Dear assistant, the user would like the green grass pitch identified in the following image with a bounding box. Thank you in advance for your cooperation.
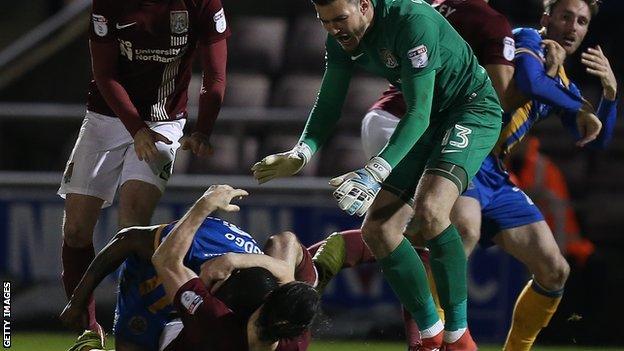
[7,332,624,351]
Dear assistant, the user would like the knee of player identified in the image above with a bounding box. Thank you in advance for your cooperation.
[536,255,570,289]
[454,219,479,244]
[62,222,94,247]
[360,221,379,245]
[413,198,447,229]
[361,220,395,244]
[266,231,304,265]
[554,257,571,284]
[266,231,300,250]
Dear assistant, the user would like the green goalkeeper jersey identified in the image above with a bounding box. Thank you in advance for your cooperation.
[299,0,496,167]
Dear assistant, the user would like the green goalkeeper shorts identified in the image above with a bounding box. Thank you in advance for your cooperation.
[382,88,502,204]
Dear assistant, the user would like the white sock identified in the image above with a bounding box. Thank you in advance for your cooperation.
[444,328,467,343]
[420,320,444,339]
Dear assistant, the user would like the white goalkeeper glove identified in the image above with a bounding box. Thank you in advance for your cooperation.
[252,142,313,184]
[329,157,392,217]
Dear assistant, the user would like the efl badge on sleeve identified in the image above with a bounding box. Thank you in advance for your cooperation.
[180,291,203,315]
[214,9,227,34]
[408,45,428,68]
[380,49,398,68]
[503,37,515,61]
[92,14,108,37]
[170,11,189,34]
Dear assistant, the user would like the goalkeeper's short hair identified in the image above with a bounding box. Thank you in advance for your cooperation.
[311,0,359,6]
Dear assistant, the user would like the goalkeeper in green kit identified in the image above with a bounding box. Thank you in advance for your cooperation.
[252,0,502,349]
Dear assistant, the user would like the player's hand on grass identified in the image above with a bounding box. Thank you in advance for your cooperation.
[181,132,213,158]
[199,253,237,293]
[575,110,602,147]
[582,45,617,100]
[59,301,89,331]
[134,127,172,163]
[251,143,312,184]
[329,157,391,217]
[542,39,566,78]
[201,184,248,212]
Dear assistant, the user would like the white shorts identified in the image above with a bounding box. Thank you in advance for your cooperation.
[58,110,185,207]
[158,319,183,351]
[361,109,400,159]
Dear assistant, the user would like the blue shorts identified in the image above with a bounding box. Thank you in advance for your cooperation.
[113,255,173,350]
[463,155,544,246]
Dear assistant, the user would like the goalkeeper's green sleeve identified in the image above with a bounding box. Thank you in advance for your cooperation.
[299,64,353,155]
[378,69,435,167]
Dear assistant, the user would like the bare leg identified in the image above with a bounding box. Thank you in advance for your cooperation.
[118,180,162,229]
[361,189,413,257]
[264,231,304,271]
[411,174,459,241]
[62,193,104,335]
[495,221,570,351]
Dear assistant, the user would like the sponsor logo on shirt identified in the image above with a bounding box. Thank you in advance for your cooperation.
[92,14,108,37]
[119,40,133,61]
[351,52,364,61]
[380,49,398,68]
[180,290,203,315]
[503,36,515,61]
[407,45,428,68]
[119,38,185,63]
[171,11,189,34]
[214,9,227,34]
[116,22,136,30]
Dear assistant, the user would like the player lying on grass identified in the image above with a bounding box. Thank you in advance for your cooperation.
[60,185,320,351]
